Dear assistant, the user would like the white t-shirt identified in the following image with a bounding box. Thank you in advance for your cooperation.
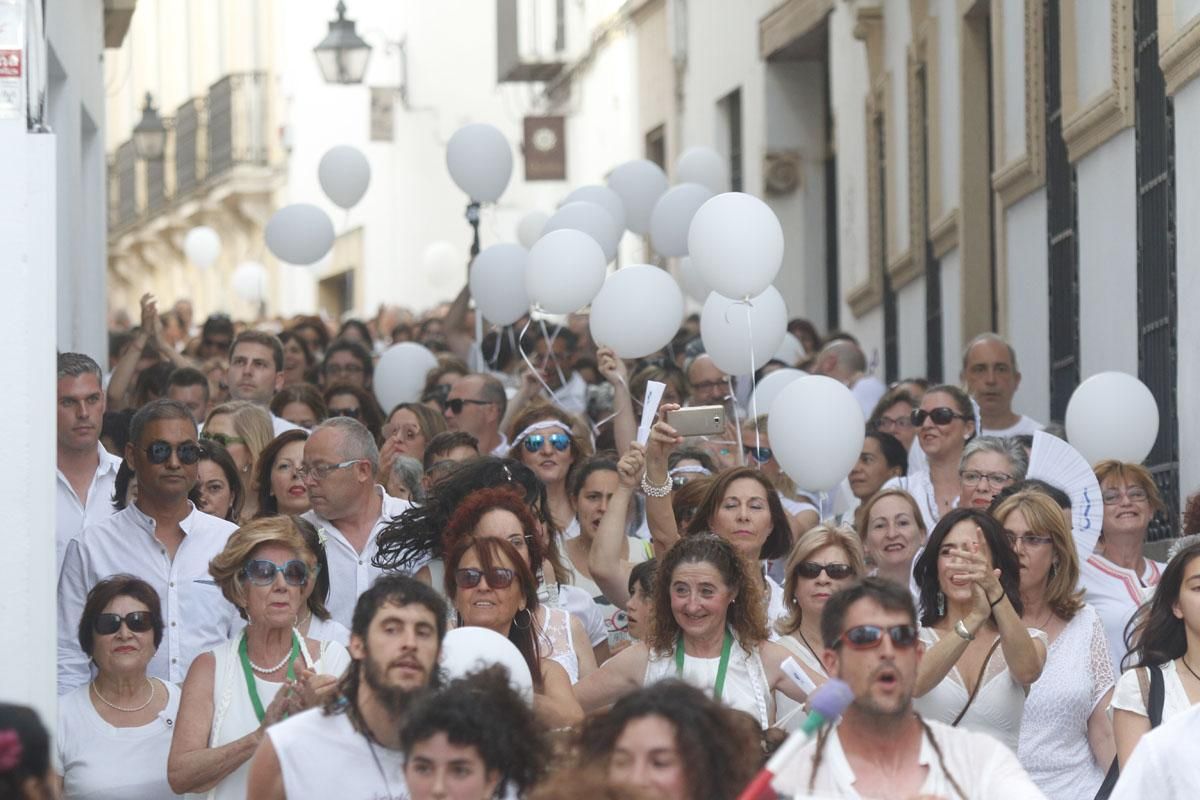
[1078,554,1163,674]
[1109,660,1194,723]
[56,680,182,800]
[55,443,123,576]
[981,415,1045,437]
[268,706,408,800]
[771,716,1047,799]
[1111,701,1200,799]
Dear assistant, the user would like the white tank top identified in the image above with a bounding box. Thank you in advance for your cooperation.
[268,706,408,800]
[538,606,579,683]
[642,634,773,729]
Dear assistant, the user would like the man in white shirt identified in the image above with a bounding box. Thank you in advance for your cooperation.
[771,578,1045,799]
[56,353,123,575]
[301,418,412,627]
[961,333,1044,437]
[1110,701,1200,799]
[814,339,886,419]
[226,330,301,436]
[444,373,509,456]
[58,399,239,693]
[246,575,448,799]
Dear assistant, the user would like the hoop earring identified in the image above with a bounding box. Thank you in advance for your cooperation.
[512,608,532,631]
[936,591,945,617]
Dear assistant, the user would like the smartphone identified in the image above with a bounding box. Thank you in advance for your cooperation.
[667,405,726,437]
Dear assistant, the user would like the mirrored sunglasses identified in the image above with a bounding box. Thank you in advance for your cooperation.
[522,433,571,453]
[743,445,773,463]
[145,441,201,465]
[242,559,312,587]
[837,624,919,650]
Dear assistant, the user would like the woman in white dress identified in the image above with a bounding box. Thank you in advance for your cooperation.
[57,576,180,799]
[1112,539,1200,766]
[574,534,808,728]
[996,490,1115,798]
[168,517,351,799]
[911,508,1047,752]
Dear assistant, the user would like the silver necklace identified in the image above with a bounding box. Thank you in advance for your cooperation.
[365,735,396,800]
[246,628,300,673]
[91,678,155,713]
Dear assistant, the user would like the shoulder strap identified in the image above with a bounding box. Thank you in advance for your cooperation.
[1147,663,1165,728]
[952,636,1002,727]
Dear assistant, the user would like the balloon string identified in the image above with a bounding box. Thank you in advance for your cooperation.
[517,313,567,412]
[731,375,745,466]
[538,318,569,390]
[744,298,762,460]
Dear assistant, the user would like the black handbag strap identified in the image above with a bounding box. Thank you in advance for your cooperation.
[1094,663,1166,800]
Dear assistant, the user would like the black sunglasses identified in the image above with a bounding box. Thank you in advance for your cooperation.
[329,408,361,419]
[522,433,570,453]
[242,559,312,587]
[836,624,919,650]
[910,407,969,427]
[145,441,201,465]
[795,561,855,580]
[445,398,493,415]
[454,567,516,590]
[94,611,156,636]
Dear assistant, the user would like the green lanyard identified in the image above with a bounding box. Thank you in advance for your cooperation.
[238,632,300,723]
[675,629,734,701]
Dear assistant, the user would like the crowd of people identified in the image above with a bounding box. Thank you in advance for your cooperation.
[8,290,1195,799]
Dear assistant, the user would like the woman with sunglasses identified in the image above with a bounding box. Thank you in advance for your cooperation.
[847,431,907,503]
[269,384,328,432]
[911,508,1046,752]
[204,401,273,520]
[508,403,592,536]
[322,384,385,444]
[884,384,977,532]
[958,436,1027,511]
[444,535,584,727]
[169,517,351,799]
[190,439,244,522]
[378,401,446,483]
[993,491,1115,799]
[56,576,179,798]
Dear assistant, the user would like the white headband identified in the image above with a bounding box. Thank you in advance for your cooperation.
[669,464,712,477]
[512,419,572,448]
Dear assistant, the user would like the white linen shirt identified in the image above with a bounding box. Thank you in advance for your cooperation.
[55,443,123,575]
[57,502,239,694]
[302,486,412,628]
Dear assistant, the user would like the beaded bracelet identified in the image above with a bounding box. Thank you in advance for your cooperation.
[640,473,673,498]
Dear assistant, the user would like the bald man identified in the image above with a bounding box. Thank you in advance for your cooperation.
[814,340,886,418]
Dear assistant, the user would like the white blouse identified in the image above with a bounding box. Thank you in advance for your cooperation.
[643,636,773,729]
[1110,659,1195,723]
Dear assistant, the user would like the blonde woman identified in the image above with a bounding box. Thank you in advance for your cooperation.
[203,402,273,519]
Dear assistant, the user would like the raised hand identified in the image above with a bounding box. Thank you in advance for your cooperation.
[617,444,646,489]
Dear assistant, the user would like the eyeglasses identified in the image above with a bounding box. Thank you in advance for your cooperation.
[690,379,728,394]
[1102,487,1149,505]
[383,424,422,442]
[454,567,516,590]
[296,459,364,481]
[445,398,492,415]
[242,559,313,586]
[329,407,362,419]
[959,470,1014,487]
[93,611,156,636]
[145,441,201,465]
[836,624,919,650]
[522,433,571,453]
[501,534,533,550]
[795,562,855,580]
[202,432,246,448]
[872,414,913,432]
[1004,532,1054,548]
[911,407,970,427]
[743,445,773,464]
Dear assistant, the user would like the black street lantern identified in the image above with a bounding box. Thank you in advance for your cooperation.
[313,1,372,85]
[132,92,167,160]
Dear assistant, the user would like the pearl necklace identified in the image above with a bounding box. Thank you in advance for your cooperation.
[92,678,156,713]
[246,627,303,674]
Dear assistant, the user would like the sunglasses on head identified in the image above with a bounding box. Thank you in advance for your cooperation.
[94,611,156,636]
[795,561,855,580]
[445,398,492,415]
[743,445,773,463]
[910,407,969,427]
[242,559,312,587]
[522,433,571,453]
[145,441,201,465]
[454,567,516,590]
[836,624,919,650]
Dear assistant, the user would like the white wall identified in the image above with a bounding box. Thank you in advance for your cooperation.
[934,0,961,216]
[1173,78,1200,505]
[1000,0,1026,163]
[830,1,870,307]
[897,276,926,379]
[1074,2,1113,105]
[883,0,912,256]
[939,250,963,382]
[1003,188,1051,421]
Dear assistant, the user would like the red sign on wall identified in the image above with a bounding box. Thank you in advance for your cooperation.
[0,50,21,79]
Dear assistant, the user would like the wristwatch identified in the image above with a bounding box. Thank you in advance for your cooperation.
[954,620,975,641]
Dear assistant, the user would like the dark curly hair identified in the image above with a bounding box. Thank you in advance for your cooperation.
[401,666,548,796]
[576,680,761,800]
[685,467,791,561]
[1123,540,1200,670]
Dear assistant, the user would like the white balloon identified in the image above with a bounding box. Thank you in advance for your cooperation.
[650,183,714,257]
[607,159,669,235]
[469,243,529,326]
[526,229,607,314]
[232,261,267,303]
[769,375,866,491]
[318,145,371,209]
[562,184,627,232]
[440,627,534,705]
[590,265,684,359]
[678,256,710,305]
[184,226,221,269]
[699,288,788,376]
[446,123,513,203]
[422,241,463,291]
[688,192,784,299]
[1065,372,1160,465]
[265,204,336,265]
[374,343,439,411]
[516,210,549,249]
[749,368,806,419]
[676,146,728,194]
[541,201,621,263]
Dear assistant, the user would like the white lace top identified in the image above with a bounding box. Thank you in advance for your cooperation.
[1016,606,1115,799]
[1110,659,1195,722]
[537,606,580,683]
[913,627,1048,752]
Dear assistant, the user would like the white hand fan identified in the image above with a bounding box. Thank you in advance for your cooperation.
[1027,431,1104,556]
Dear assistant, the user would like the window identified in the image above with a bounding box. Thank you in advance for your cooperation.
[719,89,744,192]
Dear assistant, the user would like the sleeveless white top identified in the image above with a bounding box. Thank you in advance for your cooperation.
[207,633,351,800]
[268,706,407,800]
[774,633,828,732]
[537,606,580,683]
[642,634,773,729]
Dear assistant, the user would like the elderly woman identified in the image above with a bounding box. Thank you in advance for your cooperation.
[508,403,592,535]
[204,401,273,519]
[994,491,1114,799]
[191,439,244,522]
[56,576,179,798]
[385,455,426,504]
[868,387,919,452]
[853,488,927,592]
[444,535,583,727]
[911,508,1046,752]
[269,384,327,432]
[575,534,809,728]
[848,431,908,503]
[958,436,1027,510]
[168,517,351,799]
[253,430,310,518]
[379,402,447,481]
[1080,460,1168,672]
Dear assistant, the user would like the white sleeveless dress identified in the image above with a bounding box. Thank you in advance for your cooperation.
[642,634,773,729]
